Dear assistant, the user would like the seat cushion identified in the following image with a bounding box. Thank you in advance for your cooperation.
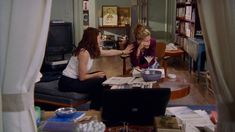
[35,80,88,101]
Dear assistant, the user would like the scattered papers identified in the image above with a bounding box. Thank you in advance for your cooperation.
[103,77,155,89]
[102,77,135,85]
[166,106,215,132]
[166,43,178,51]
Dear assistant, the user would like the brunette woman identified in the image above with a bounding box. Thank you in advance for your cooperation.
[59,27,133,110]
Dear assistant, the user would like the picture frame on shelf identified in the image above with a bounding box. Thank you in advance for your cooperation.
[83,11,89,26]
[102,5,118,26]
[118,7,131,26]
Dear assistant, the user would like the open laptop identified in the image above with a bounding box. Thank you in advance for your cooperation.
[101,88,171,126]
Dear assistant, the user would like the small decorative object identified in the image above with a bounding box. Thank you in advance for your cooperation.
[141,69,162,82]
[83,0,89,11]
[155,116,181,132]
[83,10,89,26]
[76,120,106,132]
[102,5,118,26]
[55,107,77,118]
[118,7,131,26]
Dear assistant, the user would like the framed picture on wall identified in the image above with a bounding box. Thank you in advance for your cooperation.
[102,5,118,26]
[118,7,131,26]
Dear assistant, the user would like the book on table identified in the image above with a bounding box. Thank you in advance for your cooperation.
[40,111,85,132]
[47,111,85,122]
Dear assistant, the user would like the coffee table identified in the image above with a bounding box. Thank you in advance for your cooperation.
[155,77,190,100]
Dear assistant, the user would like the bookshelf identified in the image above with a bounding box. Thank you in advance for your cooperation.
[175,0,201,47]
[175,0,206,82]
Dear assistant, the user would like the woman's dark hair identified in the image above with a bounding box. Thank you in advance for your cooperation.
[73,27,101,58]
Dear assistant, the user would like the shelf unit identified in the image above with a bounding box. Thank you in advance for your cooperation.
[98,24,131,39]
[175,0,201,47]
[98,25,131,50]
[175,0,206,82]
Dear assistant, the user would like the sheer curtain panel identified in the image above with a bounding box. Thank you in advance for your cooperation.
[197,0,235,131]
[0,0,52,132]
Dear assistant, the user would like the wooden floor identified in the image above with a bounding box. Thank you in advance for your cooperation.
[92,56,216,105]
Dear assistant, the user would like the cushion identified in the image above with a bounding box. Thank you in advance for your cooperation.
[35,80,88,101]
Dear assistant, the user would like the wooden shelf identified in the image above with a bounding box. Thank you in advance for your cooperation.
[176,1,195,6]
[176,17,195,23]
[98,25,130,29]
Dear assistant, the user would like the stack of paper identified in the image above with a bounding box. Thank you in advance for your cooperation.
[166,106,215,132]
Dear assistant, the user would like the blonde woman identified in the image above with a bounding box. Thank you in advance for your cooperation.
[130,23,157,69]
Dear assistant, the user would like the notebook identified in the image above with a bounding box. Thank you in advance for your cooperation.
[101,88,171,126]
[41,112,85,132]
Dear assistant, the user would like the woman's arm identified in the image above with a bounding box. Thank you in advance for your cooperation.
[78,50,105,81]
[100,44,133,56]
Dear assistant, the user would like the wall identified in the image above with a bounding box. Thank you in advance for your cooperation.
[50,0,84,45]
[50,0,175,43]
[148,0,175,42]
[50,0,73,22]
[95,0,132,26]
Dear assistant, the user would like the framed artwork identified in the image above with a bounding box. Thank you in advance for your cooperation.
[102,6,118,26]
[118,7,131,26]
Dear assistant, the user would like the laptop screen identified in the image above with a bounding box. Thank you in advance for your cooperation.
[101,88,171,126]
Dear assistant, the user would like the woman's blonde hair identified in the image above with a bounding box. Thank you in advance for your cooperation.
[133,23,151,41]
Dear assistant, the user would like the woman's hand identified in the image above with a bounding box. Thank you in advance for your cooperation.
[138,41,145,51]
[94,71,106,78]
[123,44,134,54]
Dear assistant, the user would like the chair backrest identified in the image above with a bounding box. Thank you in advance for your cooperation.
[155,42,168,75]
[156,42,166,61]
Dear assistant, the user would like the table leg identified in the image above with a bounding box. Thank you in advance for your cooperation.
[122,57,126,75]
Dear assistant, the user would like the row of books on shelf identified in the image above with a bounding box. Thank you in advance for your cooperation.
[176,0,192,3]
[176,35,204,61]
[175,35,193,52]
[176,6,195,21]
[176,21,195,38]
[175,34,187,47]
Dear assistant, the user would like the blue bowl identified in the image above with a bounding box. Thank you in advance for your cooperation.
[141,69,162,82]
[55,107,77,118]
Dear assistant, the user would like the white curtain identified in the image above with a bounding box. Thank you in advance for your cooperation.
[197,0,235,131]
[0,0,52,131]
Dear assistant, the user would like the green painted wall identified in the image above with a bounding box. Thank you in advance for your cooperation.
[50,0,175,43]
[50,0,73,22]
